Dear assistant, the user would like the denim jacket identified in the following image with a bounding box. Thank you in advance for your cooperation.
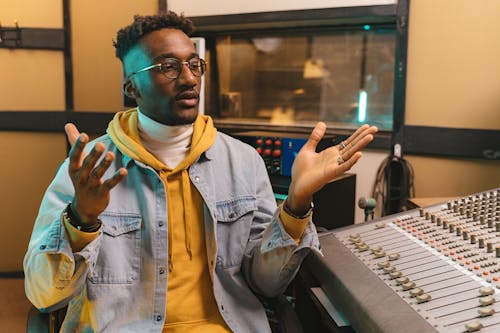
[24,131,320,332]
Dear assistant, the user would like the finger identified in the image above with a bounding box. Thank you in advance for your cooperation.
[341,134,374,161]
[342,125,377,152]
[91,151,115,180]
[65,123,81,147]
[342,124,370,147]
[100,168,128,192]
[337,152,362,173]
[68,133,89,175]
[303,122,326,151]
[78,142,106,184]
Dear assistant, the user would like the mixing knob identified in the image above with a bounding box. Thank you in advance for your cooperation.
[388,254,400,261]
[416,293,432,304]
[479,286,495,296]
[402,281,416,291]
[478,307,495,317]
[479,238,485,248]
[487,242,494,253]
[396,276,409,285]
[465,320,483,332]
[479,296,495,306]
[409,288,424,297]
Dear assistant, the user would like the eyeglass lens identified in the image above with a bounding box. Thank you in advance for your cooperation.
[160,58,205,79]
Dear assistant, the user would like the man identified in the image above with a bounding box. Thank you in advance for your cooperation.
[24,12,377,332]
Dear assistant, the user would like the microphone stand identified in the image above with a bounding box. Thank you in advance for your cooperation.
[364,207,375,222]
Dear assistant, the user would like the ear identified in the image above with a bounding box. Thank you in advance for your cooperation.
[122,79,140,99]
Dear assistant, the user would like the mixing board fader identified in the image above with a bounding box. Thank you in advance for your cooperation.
[333,188,500,333]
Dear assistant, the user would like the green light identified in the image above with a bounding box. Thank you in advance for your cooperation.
[274,193,288,201]
[363,25,371,31]
[358,90,367,122]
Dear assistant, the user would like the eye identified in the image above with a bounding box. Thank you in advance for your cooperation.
[160,61,178,72]
[188,59,201,69]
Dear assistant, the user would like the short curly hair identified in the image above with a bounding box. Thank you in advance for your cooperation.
[114,12,194,61]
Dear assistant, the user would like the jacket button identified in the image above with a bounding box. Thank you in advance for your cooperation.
[156,315,162,321]
[39,245,46,250]
[159,268,165,274]
[158,221,164,227]
[194,176,200,182]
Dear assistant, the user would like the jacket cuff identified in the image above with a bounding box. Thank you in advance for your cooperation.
[63,216,102,252]
[279,201,311,243]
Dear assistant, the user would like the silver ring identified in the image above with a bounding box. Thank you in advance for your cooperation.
[339,141,346,149]
[337,155,345,164]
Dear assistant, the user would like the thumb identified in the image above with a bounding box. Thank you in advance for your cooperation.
[303,122,326,151]
[64,123,81,146]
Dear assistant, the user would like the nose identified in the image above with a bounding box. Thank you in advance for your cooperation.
[177,62,198,86]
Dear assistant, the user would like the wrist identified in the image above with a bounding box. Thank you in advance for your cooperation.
[285,190,312,217]
[283,198,313,219]
[64,203,102,232]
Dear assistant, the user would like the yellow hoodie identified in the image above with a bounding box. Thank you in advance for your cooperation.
[108,109,230,332]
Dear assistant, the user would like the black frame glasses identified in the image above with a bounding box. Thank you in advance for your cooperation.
[128,57,206,79]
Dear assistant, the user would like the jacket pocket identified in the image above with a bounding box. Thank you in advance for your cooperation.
[216,196,256,268]
[89,213,142,284]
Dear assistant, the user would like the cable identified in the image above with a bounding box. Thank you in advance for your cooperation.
[372,155,415,216]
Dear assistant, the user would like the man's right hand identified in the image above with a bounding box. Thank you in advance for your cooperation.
[65,123,128,225]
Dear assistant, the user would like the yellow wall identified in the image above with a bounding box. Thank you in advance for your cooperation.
[406,0,500,130]
[71,0,157,112]
[0,132,67,271]
[0,0,67,272]
[0,0,62,28]
[405,0,500,197]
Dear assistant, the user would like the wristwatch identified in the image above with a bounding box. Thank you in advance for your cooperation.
[62,203,102,232]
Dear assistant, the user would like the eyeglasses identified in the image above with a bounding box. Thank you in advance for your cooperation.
[128,57,206,79]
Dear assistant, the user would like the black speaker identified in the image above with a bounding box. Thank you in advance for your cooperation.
[312,173,356,230]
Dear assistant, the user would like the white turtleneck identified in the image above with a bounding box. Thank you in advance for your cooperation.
[137,108,193,169]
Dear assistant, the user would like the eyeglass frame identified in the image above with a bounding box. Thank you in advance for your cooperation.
[126,57,207,80]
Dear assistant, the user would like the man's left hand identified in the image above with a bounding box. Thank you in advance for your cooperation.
[286,123,378,216]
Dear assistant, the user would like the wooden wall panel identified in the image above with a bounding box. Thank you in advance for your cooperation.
[0,132,67,271]
[71,0,157,112]
[0,50,65,111]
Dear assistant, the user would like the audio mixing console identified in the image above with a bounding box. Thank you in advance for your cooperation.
[300,188,500,333]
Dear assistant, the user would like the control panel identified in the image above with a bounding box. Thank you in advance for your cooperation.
[236,135,306,176]
[333,188,500,333]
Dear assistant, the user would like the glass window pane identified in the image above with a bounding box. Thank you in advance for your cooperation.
[211,27,395,131]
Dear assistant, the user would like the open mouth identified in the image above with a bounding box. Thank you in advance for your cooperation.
[175,91,199,107]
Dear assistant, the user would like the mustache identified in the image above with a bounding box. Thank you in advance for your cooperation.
[175,89,199,101]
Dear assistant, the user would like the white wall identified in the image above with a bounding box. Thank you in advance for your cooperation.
[168,0,396,16]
